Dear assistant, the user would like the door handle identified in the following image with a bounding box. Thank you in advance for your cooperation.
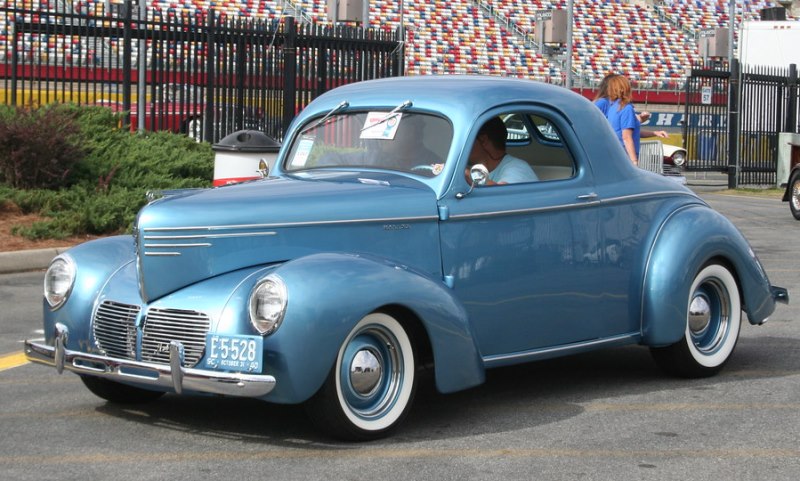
[577,192,598,201]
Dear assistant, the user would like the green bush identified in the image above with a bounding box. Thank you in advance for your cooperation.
[1,103,214,240]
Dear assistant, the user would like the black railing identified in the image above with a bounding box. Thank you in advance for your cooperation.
[0,2,402,143]
[685,59,800,186]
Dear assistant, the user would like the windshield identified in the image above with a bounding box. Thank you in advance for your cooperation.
[284,111,453,177]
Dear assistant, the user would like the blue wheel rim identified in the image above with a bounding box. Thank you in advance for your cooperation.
[339,325,403,420]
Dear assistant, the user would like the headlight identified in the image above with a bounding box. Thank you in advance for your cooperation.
[248,275,287,336]
[671,151,686,166]
[44,255,76,309]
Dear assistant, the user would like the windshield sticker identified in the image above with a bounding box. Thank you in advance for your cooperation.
[290,136,315,168]
[361,112,402,140]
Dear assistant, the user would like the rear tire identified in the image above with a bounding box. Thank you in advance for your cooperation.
[80,376,165,404]
[651,263,741,378]
[789,171,800,220]
[305,312,417,441]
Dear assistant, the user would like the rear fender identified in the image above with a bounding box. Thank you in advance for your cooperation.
[642,205,777,346]
[261,252,485,403]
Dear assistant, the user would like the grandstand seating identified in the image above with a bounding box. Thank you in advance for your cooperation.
[0,0,794,88]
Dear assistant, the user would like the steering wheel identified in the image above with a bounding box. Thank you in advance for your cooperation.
[410,164,435,173]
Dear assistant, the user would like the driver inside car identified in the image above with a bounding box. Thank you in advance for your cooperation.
[467,116,539,185]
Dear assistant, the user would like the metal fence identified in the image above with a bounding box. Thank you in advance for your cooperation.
[684,59,800,187]
[0,1,403,143]
[739,64,799,185]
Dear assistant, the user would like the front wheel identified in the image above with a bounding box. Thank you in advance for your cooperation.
[305,312,417,441]
[650,263,742,378]
[80,375,165,404]
[789,171,800,220]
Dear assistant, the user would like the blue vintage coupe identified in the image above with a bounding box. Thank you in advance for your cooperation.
[26,76,788,440]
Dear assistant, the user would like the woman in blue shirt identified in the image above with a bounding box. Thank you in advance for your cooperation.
[599,75,668,165]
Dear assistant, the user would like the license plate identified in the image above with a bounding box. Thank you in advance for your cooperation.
[204,334,263,373]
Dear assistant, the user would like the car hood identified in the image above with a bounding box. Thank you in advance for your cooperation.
[135,171,441,302]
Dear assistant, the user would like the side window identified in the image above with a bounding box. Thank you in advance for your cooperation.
[502,112,576,181]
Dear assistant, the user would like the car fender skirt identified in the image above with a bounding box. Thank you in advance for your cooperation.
[642,206,781,345]
[265,252,485,402]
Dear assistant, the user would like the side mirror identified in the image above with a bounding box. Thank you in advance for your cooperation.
[456,164,489,199]
[470,164,489,186]
[257,158,270,179]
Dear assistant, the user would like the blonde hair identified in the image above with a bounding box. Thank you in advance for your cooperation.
[605,75,632,109]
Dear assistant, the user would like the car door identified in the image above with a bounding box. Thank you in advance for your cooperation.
[438,109,635,363]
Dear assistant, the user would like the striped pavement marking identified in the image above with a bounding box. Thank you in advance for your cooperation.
[0,352,28,371]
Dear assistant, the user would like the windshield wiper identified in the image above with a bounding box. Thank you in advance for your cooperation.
[360,100,413,132]
[300,100,349,135]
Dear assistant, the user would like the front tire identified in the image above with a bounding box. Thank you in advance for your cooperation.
[651,263,741,378]
[789,171,800,220]
[80,375,165,404]
[305,312,417,441]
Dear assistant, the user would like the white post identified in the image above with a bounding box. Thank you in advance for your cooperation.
[565,0,573,89]
[137,0,146,132]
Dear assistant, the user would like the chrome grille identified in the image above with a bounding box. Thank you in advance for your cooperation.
[141,308,210,367]
[93,301,140,360]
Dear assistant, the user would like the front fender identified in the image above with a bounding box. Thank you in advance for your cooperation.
[43,236,136,348]
[261,252,485,403]
[642,205,778,346]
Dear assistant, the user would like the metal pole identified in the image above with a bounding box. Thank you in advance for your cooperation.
[727,0,735,63]
[137,0,146,132]
[565,0,573,89]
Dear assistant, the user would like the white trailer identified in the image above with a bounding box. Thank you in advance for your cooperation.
[737,20,800,68]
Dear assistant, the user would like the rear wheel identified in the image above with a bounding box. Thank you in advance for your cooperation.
[80,376,165,404]
[651,263,741,378]
[789,171,800,220]
[305,312,417,441]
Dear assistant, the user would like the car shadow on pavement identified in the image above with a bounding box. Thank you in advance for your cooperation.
[91,336,799,447]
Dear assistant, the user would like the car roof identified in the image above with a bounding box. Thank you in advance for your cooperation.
[286,75,662,189]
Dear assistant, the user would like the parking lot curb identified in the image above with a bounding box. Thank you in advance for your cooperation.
[0,247,71,274]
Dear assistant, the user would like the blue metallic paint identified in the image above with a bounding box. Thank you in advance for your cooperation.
[43,236,136,349]
[642,204,777,346]
[259,252,484,402]
[32,76,785,415]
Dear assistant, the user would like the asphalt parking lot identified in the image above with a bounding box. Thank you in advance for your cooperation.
[0,191,797,481]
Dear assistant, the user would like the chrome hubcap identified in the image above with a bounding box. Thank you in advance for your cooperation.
[792,180,800,211]
[350,348,383,396]
[689,278,731,354]
[688,295,711,335]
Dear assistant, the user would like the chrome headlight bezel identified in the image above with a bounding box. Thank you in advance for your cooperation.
[671,150,687,167]
[44,255,76,310]
[248,275,288,336]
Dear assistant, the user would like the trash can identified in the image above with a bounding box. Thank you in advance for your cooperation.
[212,130,281,187]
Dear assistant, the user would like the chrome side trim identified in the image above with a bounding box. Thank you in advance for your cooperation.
[24,327,276,398]
[144,232,277,240]
[143,243,213,248]
[449,190,696,221]
[482,333,639,368]
[141,215,439,233]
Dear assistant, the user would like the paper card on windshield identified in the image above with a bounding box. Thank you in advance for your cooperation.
[361,112,403,140]
[290,136,315,168]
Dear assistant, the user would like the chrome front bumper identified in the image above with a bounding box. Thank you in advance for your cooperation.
[24,323,276,398]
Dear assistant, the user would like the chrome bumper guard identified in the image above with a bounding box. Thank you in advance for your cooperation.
[772,285,789,305]
[24,323,276,398]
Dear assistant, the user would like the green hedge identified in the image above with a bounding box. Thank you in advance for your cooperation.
[0,103,214,240]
